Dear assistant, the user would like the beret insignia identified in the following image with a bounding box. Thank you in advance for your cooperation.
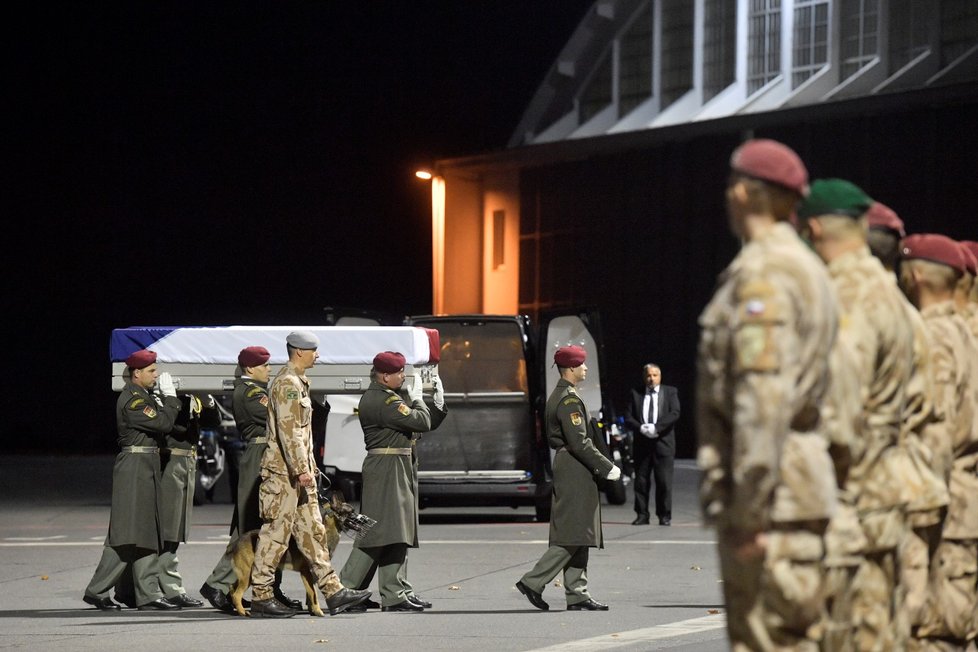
[397,403,411,416]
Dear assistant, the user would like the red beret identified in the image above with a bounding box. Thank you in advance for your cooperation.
[730,139,809,196]
[238,346,270,368]
[373,351,406,373]
[554,345,587,368]
[865,201,906,238]
[960,242,978,276]
[900,234,968,274]
[125,349,157,369]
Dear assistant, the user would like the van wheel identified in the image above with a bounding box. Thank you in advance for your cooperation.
[605,478,627,505]
[534,501,551,523]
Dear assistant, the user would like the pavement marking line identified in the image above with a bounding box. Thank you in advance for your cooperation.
[522,613,727,651]
[3,536,66,541]
[0,539,717,547]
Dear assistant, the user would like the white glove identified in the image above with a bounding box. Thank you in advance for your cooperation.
[407,373,423,404]
[606,465,622,481]
[157,372,176,398]
[432,375,445,410]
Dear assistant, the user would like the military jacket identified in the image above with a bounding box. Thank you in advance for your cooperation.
[546,377,612,547]
[262,361,317,480]
[355,381,446,549]
[827,247,913,512]
[696,221,839,533]
[921,301,978,539]
[232,376,269,534]
[108,381,181,549]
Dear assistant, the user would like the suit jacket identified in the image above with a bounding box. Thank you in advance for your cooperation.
[624,384,680,455]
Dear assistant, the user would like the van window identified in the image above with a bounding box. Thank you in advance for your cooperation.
[427,321,528,394]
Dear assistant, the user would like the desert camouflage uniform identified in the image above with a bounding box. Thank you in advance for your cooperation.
[821,247,915,651]
[697,222,839,652]
[915,302,978,649]
[896,292,952,651]
[250,361,342,601]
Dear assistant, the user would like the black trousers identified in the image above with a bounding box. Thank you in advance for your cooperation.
[632,437,673,520]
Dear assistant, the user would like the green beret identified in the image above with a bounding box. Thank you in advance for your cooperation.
[797,178,873,219]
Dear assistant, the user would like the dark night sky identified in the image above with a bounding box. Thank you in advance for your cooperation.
[7,1,595,452]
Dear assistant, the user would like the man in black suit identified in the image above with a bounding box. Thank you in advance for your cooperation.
[624,364,680,525]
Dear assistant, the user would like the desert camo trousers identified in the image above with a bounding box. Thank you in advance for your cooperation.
[250,472,342,601]
[719,523,827,652]
[914,538,978,650]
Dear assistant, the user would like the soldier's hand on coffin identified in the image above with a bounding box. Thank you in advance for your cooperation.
[407,372,424,404]
[606,465,622,481]
[432,374,445,410]
[157,372,177,398]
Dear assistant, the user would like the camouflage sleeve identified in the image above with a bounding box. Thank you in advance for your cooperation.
[557,396,613,476]
[379,393,432,434]
[726,275,794,533]
[124,393,182,435]
[271,376,313,478]
[242,385,269,438]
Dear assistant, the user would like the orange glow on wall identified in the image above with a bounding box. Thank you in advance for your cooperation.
[431,175,446,314]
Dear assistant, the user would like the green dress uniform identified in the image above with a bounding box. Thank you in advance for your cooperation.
[519,377,614,606]
[203,377,270,595]
[157,398,197,599]
[84,381,182,606]
[339,381,447,607]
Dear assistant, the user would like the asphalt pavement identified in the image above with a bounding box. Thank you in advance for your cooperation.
[0,455,729,651]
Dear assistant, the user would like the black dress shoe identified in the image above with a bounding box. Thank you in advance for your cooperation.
[168,593,204,608]
[199,583,233,613]
[515,580,549,611]
[250,597,296,618]
[659,518,671,526]
[631,516,650,525]
[381,600,424,612]
[325,588,371,616]
[83,594,122,611]
[406,594,432,609]
[274,589,303,610]
[567,598,609,611]
[345,598,381,613]
[138,598,182,611]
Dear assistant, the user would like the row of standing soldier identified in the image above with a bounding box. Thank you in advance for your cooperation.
[696,138,978,651]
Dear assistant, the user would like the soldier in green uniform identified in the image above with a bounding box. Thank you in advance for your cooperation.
[82,349,182,611]
[249,331,370,617]
[516,345,619,612]
[339,351,448,612]
[200,346,301,612]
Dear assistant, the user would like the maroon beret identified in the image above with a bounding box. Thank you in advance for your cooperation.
[900,234,967,274]
[238,346,270,368]
[730,139,809,196]
[865,201,906,238]
[554,345,587,368]
[960,242,978,276]
[961,241,978,273]
[125,349,157,370]
[373,351,406,373]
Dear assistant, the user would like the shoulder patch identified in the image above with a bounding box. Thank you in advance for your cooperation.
[385,395,400,405]
[562,397,581,406]
[735,323,779,372]
[246,386,264,398]
[128,397,145,410]
[285,389,299,401]
[569,412,583,426]
[142,405,157,419]
[259,395,269,408]
[397,403,411,416]
[737,279,780,322]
